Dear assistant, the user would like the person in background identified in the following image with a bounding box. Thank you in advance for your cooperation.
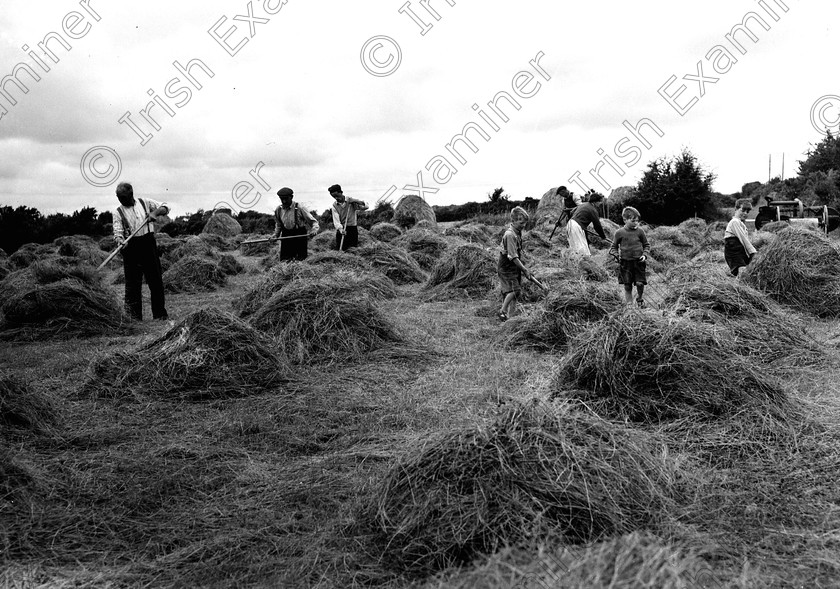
[112,182,169,321]
[273,187,320,261]
[329,184,368,251]
[567,191,606,256]
[724,198,757,276]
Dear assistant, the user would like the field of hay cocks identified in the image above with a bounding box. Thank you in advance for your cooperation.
[3,219,840,588]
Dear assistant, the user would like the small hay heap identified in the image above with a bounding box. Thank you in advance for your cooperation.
[369,222,403,242]
[202,210,242,238]
[234,263,396,318]
[555,310,790,422]
[395,228,449,270]
[354,243,426,284]
[742,225,840,317]
[163,255,227,293]
[86,308,288,400]
[0,260,131,340]
[248,276,404,363]
[163,235,219,266]
[425,244,495,297]
[502,280,624,352]
[1,372,57,440]
[362,400,677,575]
[394,195,437,229]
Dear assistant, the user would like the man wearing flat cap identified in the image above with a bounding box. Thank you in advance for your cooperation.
[329,184,368,251]
[273,187,320,261]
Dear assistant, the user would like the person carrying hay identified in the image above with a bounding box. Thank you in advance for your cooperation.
[273,187,320,261]
[329,184,368,250]
[112,182,170,321]
[609,206,650,307]
[497,206,533,321]
[551,186,580,229]
[567,191,606,256]
[724,198,757,276]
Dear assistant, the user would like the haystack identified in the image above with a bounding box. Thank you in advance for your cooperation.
[234,263,397,318]
[424,244,496,298]
[86,308,288,401]
[535,187,566,224]
[248,279,403,363]
[369,222,403,242]
[394,228,449,270]
[163,255,227,293]
[1,372,57,440]
[394,195,437,229]
[164,235,219,265]
[663,277,822,366]
[9,244,41,269]
[202,210,242,238]
[0,260,132,340]
[360,400,678,575]
[354,243,426,284]
[555,309,790,423]
[54,235,109,266]
[501,281,624,351]
[742,226,840,317]
[198,232,237,251]
[218,253,245,276]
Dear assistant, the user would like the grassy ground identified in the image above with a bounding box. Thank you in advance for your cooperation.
[3,238,840,588]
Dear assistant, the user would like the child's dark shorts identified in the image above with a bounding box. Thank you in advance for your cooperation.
[618,258,647,285]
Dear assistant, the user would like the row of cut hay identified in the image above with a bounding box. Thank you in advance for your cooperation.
[742,225,840,317]
[163,235,219,266]
[239,234,274,256]
[500,280,624,351]
[248,278,404,364]
[234,263,397,318]
[0,259,132,340]
[85,308,289,401]
[8,243,53,269]
[369,222,403,242]
[357,400,680,576]
[54,235,110,267]
[418,532,718,589]
[554,309,791,424]
[197,232,238,252]
[354,243,427,284]
[163,255,228,293]
[1,373,57,441]
[424,244,496,298]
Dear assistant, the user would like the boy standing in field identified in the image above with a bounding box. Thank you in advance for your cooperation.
[724,198,757,276]
[609,206,650,307]
[497,206,533,321]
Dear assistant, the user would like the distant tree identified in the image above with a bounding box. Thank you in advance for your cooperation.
[741,181,762,205]
[359,202,395,230]
[630,149,716,225]
[798,131,840,179]
[0,205,44,253]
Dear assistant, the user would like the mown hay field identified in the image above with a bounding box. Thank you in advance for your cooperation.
[3,220,840,588]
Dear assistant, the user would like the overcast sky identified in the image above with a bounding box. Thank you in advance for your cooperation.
[0,0,838,217]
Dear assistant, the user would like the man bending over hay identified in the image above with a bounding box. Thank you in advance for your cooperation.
[567,191,606,256]
[497,206,533,321]
[329,184,368,251]
[113,182,169,321]
[273,187,320,261]
[724,198,757,277]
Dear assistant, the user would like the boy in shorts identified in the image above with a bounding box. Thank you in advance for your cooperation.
[497,206,533,320]
[609,206,650,307]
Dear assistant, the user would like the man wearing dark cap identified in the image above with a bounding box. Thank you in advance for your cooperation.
[273,187,320,261]
[112,182,169,321]
[329,184,368,251]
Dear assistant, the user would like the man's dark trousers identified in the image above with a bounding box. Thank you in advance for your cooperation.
[121,232,167,320]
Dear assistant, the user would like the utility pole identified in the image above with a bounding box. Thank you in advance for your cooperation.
[768,154,771,182]
[781,153,785,181]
